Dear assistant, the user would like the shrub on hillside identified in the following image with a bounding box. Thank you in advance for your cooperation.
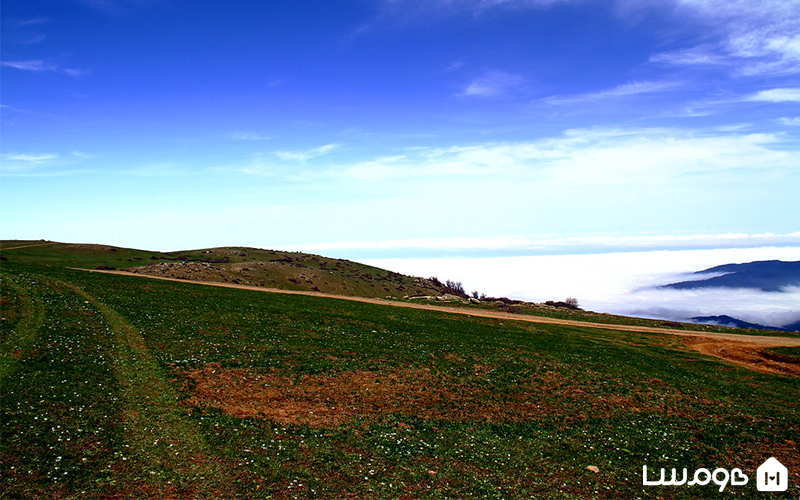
[545,298,581,310]
[444,279,468,298]
[484,296,521,305]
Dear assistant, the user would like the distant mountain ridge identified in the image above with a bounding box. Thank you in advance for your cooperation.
[662,260,800,292]
[690,315,784,331]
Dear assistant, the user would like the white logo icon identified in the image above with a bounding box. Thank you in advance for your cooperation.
[757,457,788,492]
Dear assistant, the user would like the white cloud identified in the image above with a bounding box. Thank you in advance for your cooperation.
[0,59,83,77]
[540,129,794,186]
[76,0,156,15]
[1,60,58,72]
[237,127,800,186]
[748,88,800,103]
[3,153,59,162]
[362,246,800,326]
[121,163,187,176]
[652,0,800,75]
[460,70,526,97]
[229,132,272,141]
[274,143,339,161]
[778,117,800,126]
[17,17,49,26]
[362,0,577,28]
[0,152,97,177]
[62,68,85,78]
[543,80,681,105]
[294,232,800,255]
[649,45,729,66]
[70,151,96,160]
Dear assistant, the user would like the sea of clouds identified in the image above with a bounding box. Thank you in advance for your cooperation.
[365,246,800,329]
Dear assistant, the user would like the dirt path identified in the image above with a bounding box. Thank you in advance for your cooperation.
[77,268,800,374]
[0,274,46,383]
[0,242,53,251]
[62,280,234,496]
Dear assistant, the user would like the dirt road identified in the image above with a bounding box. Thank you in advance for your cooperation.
[0,242,53,251]
[77,268,800,375]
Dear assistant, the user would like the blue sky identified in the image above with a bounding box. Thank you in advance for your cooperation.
[2,0,799,258]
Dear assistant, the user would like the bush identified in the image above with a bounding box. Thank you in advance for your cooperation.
[545,298,580,310]
[444,279,467,298]
[485,296,520,305]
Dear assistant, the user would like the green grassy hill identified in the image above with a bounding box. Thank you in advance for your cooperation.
[0,240,450,299]
[1,242,799,498]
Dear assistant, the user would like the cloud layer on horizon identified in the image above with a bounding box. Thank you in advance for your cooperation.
[364,246,800,328]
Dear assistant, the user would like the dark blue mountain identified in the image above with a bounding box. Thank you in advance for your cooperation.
[783,319,800,332]
[690,315,782,331]
[662,260,800,292]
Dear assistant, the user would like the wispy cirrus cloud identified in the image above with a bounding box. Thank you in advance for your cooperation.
[370,0,579,18]
[121,163,187,176]
[4,17,49,45]
[542,80,681,105]
[355,0,577,34]
[1,59,84,77]
[649,45,730,67]
[459,70,526,97]
[274,143,339,162]
[70,151,96,160]
[650,0,800,76]
[0,151,100,177]
[229,132,272,141]
[16,17,49,26]
[74,0,157,15]
[748,88,800,103]
[2,153,59,163]
[234,144,341,177]
[1,152,60,176]
[237,127,799,184]
[293,231,800,255]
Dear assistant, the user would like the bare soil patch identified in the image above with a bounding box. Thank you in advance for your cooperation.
[179,363,708,426]
[180,364,500,426]
[681,337,800,376]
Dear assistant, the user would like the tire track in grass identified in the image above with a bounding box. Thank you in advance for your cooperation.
[62,282,234,498]
[0,273,46,383]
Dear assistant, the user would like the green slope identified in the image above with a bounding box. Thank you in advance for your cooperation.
[0,240,448,299]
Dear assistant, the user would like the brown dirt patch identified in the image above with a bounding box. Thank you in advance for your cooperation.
[179,363,709,426]
[180,364,501,426]
[682,337,800,376]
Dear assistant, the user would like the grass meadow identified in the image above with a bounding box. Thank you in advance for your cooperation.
[1,255,798,499]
